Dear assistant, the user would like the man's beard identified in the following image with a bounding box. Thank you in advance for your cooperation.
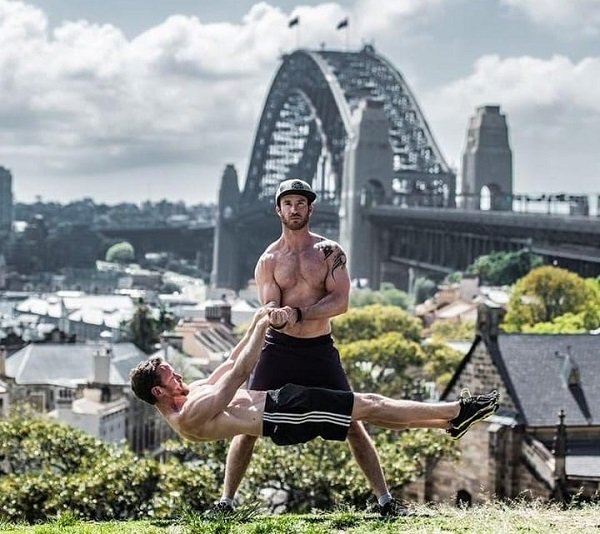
[281,213,309,230]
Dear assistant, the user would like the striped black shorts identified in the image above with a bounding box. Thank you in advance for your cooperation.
[262,383,354,446]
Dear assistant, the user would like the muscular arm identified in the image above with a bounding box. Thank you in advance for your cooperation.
[300,241,350,321]
[179,311,270,426]
[255,252,281,308]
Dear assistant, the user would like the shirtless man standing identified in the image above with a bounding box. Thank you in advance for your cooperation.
[129,307,498,464]
[217,179,405,516]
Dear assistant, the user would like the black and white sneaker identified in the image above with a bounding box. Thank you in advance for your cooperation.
[447,389,499,440]
[205,501,235,518]
[378,497,412,518]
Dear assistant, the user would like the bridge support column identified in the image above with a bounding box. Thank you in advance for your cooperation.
[340,100,394,287]
[211,165,241,290]
[461,105,513,211]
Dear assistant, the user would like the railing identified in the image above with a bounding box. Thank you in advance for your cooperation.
[381,192,600,217]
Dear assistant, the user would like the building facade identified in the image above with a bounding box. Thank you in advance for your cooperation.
[410,306,600,505]
[0,166,13,238]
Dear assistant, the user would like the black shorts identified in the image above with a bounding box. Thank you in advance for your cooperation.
[247,329,351,391]
[262,383,354,445]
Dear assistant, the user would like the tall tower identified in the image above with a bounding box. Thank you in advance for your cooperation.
[461,105,512,211]
[211,165,241,290]
[0,166,13,234]
[340,99,394,285]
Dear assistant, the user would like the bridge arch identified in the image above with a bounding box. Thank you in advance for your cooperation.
[215,46,456,290]
[241,45,454,209]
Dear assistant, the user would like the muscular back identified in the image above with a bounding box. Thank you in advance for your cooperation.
[256,232,350,338]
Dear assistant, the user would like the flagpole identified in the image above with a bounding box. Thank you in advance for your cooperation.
[288,16,300,50]
[345,22,349,51]
[336,17,349,51]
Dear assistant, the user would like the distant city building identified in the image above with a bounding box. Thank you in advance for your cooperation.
[0,166,13,235]
[160,300,240,372]
[0,254,6,289]
[15,291,136,341]
[1,341,173,453]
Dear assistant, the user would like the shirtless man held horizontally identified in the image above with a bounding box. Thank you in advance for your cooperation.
[222,179,408,515]
[129,307,498,463]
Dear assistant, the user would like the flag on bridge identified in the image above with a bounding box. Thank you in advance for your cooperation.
[288,16,300,28]
[336,17,349,30]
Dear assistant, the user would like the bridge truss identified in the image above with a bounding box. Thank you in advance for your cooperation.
[241,45,454,210]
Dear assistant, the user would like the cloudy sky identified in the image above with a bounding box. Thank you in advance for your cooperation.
[1,0,598,204]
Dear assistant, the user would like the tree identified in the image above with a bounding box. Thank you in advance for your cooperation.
[503,266,595,332]
[127,299,159,354]
[350,282,411,309]
[105,241,135,263]
[522,278,600,334]
[414,277,437,305]
[339,332,425,396]
[428,319,476,342]
[421,340,464,391]
[332,304,422,344]
[468,249,542,286]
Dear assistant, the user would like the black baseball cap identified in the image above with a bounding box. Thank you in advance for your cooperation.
[275,179,317,206]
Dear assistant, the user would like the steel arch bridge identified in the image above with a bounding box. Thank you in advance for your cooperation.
[214,45,456,290]
[242,44,454,210]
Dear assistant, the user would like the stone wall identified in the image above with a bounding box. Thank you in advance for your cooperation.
[426,424,495,504]
[518,460,552,499]
[446,338,517,415]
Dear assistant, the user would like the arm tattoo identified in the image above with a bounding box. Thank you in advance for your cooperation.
[320,243,335,260]
[331,251,347,280]
[317,241,346,280]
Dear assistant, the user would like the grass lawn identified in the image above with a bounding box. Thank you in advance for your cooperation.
[1,502,599,533]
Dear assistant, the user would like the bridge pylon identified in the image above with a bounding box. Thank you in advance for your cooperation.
[211,164,241,290]
[461,105,513,211]
[340,99,394,286]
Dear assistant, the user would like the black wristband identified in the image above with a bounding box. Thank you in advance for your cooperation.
[293,307,303,323]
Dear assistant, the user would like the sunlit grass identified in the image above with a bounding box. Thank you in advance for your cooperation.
[1,501,599,533]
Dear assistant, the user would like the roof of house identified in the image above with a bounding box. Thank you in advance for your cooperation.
[445,334,600,427]
[5,342,146,388]
[566,442,600,478]
[15,294,135,329]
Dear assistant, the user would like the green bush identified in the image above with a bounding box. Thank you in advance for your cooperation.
[105,241,135,263]
[332,305,422,344]
[0,415,216,523]
[238,430,456,512]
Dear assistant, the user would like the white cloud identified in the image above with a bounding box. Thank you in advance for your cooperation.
[434,54,600,115]
[424,53,600,193]
[0,1,361,201]
[502,0,600,34]
[353,0,446,34]
[0,0,598,202]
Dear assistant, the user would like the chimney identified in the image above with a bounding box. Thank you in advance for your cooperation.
[56,388,74,414]
[93,346,111,384]
[0,345,6,377]
[476,303,506,338]
[560,348,580,387]
[219,304,232,326]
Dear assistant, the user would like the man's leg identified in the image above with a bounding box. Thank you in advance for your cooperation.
[352,391,498,430]
[219,434,258,506]
[346,421,410,516]
[346,421,388,497]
